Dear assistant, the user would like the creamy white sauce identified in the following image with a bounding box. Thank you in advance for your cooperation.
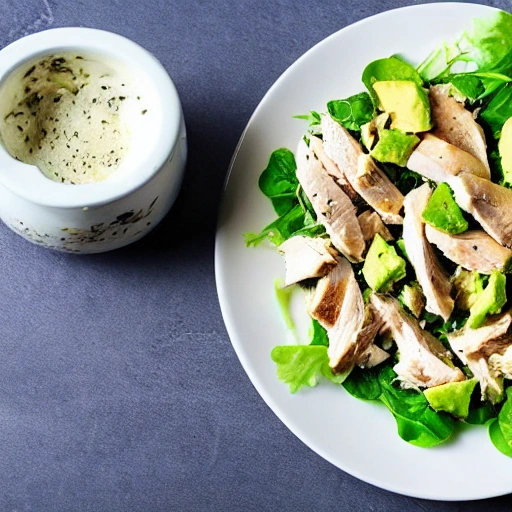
[0,53,146,184]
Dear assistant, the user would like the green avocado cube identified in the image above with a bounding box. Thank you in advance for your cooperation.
[422,183,468,235]
[452,269,485,311]
[362,234,407,292]
[372,80,432,133]
[499,117,512,185]
[468,270,507,329]
[424,378,478,419]
[370,129,420,167]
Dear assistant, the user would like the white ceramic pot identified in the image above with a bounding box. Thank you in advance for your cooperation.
[0,28,186,253]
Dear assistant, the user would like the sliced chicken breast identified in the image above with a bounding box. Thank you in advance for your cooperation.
[403,184,454,321]
[296,140,365,262]
[278,235,338,286]
[321,114,404,224]
[450,173,512,248]
[425,225,512,274]
[407,133,490,182]
[371,294,465,388]
[447,311,512,402]
[309,135,359,203]
[358,210,394,243]
[306,257,384,374]
[429,84,490,172]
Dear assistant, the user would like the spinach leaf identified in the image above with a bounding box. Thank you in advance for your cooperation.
[497,387,512,446]
[258,148,299,216]
[271,345,346,394]
[490,419,512,457]
[343,366,382,401]
[309,319,329,347]
[244,204,306,247]
[466,402,497,425]
[378,367,455,447]
[327,92,374,131]
[362,56,423,104]
[450,74,485,100]
[479,83,512,138]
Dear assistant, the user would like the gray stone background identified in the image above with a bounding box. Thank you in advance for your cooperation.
[0,0,510,510]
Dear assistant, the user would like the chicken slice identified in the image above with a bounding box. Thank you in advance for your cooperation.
[296,140,365,262]
[278,235,337,286]
[306,257,385,374]
[403,184,454,321]
[429,84,490,172]
[425,225,512,274]
[309,135,359,203]
[447,311,512,402]
[321,114,404,224]
[407,133,490,183]
[450,173,512,248]
[358,210,394,243]
[370,294,465,388]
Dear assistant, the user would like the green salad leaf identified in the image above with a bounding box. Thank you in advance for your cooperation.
[271,345,346,393]
[489,387,512,457]
[466,402,497,425]
[309,319,329,347]
[327,92,374,131]
[418,11,512,80]
[362,56,424,105]
[244,204,308,247]
[378,367,455,447]
[258,148,299,216]
[480,84,512,138]
[343,366,382,401]
[274,279,296,333]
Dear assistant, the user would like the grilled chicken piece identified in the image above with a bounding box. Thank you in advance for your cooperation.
[425,225,512,274]
[407,133,490,183]
[371,294,465,388]
[403,184,454,321]
[306,257,385,374]
[358,210,394,243]
[296,140,365,262]
[450,173,512,248]
[309,135,359,203]
[278,235,337,286]
[321,115,404,224]
[356,344,390,369]
[429,85,490,172]
[447,311,512,402]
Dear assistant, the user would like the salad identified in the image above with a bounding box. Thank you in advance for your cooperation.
[245,10,512,454]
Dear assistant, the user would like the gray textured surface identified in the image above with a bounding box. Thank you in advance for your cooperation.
[0,0,510,510]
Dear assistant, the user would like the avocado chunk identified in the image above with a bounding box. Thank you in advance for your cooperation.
[452,268,485,311]
[362,234,406,292]
[361,112,389,151]
[370,129,420,167]
[373,80,432,133]
[422,182,468,234]
[499,117,512,184]
[424,378,478,418]
[468,270,507,329]
[399,282,425,318]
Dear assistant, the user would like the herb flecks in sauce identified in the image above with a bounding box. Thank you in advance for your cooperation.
[0,54,143,184]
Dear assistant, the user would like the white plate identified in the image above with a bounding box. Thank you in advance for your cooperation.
[215,3,512,501]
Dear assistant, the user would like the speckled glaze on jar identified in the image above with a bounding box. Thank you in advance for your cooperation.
[0,28,186,253]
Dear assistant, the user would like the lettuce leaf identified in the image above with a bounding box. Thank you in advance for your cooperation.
[271,345,346,393]
[418,11,512,80]
[309,319,329,347]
